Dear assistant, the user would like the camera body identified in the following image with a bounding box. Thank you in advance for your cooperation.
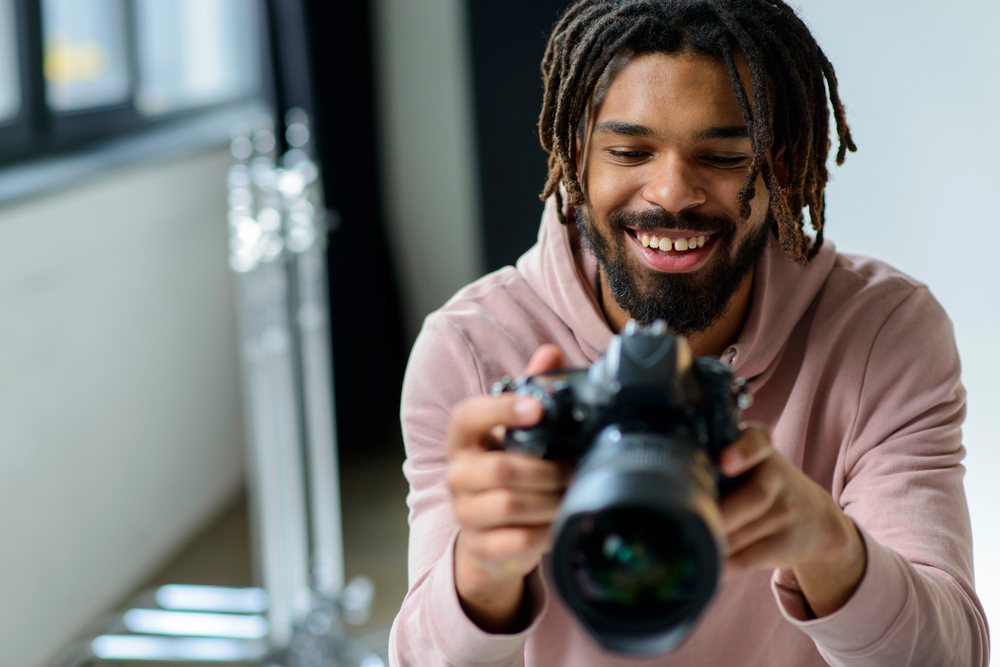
[497,320,749,655]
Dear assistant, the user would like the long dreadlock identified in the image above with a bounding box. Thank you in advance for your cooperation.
[539,0,856,264]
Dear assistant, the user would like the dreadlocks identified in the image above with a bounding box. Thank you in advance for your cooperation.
[538,0,856,264]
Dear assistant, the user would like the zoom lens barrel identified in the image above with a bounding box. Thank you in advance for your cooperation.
[549,425,726,654]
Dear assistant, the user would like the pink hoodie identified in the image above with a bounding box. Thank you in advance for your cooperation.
[389,197,989,666]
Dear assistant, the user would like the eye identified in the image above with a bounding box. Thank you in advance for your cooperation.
[607,149,650,162]
[702,155,750,168]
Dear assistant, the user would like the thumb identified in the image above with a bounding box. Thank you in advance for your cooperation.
[523,344,568,376]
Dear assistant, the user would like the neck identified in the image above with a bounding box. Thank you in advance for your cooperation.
[599,270,754,358]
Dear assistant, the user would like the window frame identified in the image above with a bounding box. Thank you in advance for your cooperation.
[0,0,40,161]
[0,0,274,172]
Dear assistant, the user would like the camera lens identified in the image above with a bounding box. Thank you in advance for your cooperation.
[570,508,698,618]
[549,427,725,652]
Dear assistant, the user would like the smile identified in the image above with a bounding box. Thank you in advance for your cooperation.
[637,232,708,252]
[624,228,719,272]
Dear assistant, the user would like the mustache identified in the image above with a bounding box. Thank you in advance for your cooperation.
[607,208,735,235]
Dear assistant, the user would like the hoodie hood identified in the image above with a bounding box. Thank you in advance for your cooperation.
[730,232,837,384]
[516,195,612,362]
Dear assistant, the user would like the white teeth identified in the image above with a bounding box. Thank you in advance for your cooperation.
[641,233,708,252]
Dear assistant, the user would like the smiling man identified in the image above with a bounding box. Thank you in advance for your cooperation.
[389,1,989,665]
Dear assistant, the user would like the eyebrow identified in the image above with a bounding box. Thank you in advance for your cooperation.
[593,121,660,140]
[592,120,750,142]
[693,125,751,141]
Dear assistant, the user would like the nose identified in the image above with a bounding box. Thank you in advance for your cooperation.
[641,154,706,213]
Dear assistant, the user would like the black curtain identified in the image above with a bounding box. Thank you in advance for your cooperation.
[269,0,407,453]
[466,0,571,273]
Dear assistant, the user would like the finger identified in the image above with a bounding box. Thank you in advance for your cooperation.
[719,422,773,476]
[446,394,544,457]
[488,424,506,446]
[480,424,510,452]
[523,344,568,376]
[447,450,571,494]
[454,488,563,529]
[724,533,790,580]
[724,495,792,555]
[461,525,551,565]
[719,458,785,534]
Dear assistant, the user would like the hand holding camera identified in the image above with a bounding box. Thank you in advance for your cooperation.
[444,344,571,634]
[445,322,866,654]
[716,422,867,620]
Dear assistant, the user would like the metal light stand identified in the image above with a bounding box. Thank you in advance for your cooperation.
[51,110,381,667]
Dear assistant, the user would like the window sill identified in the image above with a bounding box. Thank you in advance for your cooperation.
[0,100,270,208]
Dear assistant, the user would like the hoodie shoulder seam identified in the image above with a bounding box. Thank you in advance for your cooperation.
[842,282,924,478]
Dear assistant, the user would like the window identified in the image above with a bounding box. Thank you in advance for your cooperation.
[0,0,21,123]
[135,0,261,116]
[42,0,130,112]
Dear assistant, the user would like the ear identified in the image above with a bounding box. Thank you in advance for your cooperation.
[772,144,789,186]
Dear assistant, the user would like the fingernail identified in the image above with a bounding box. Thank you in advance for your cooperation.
[513,398,538,417]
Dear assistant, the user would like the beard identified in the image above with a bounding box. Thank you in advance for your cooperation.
[577,205,772,338]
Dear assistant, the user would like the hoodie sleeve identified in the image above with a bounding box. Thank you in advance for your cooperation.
[771,285,989,666]
[388,313,549,667]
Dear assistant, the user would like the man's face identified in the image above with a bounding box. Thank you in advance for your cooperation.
[578,51,775,337]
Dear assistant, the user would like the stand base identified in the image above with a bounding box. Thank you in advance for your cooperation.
[50,585,383,667]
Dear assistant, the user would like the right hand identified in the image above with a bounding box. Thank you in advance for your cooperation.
[445,344,571,633]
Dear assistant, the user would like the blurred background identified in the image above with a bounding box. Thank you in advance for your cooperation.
[0,1,997,666]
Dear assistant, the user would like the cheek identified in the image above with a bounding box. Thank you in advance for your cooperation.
[720,173,770,250]
[736,172,771,224]
[751,173,773,220]
[585,163,644,210]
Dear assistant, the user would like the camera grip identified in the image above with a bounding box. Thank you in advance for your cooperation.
[502,426,552,458]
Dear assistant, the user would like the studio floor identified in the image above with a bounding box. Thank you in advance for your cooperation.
[89,442,410,667]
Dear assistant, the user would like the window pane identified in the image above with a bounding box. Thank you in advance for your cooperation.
[135,0,261,116]
[0,0,20,122]
[42,0,130,112]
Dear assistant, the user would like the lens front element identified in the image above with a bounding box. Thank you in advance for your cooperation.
[571,508,698,617]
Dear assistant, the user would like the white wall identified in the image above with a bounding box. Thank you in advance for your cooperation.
[0,148,243,667]
[371,0,483,341]
[790,0,1000,650]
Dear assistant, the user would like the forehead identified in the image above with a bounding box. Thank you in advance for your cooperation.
[593,51,749,131]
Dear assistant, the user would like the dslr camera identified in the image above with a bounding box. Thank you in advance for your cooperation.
[496,320,750,655]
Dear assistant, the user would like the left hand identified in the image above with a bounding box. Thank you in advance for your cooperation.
[718,423,867,618]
